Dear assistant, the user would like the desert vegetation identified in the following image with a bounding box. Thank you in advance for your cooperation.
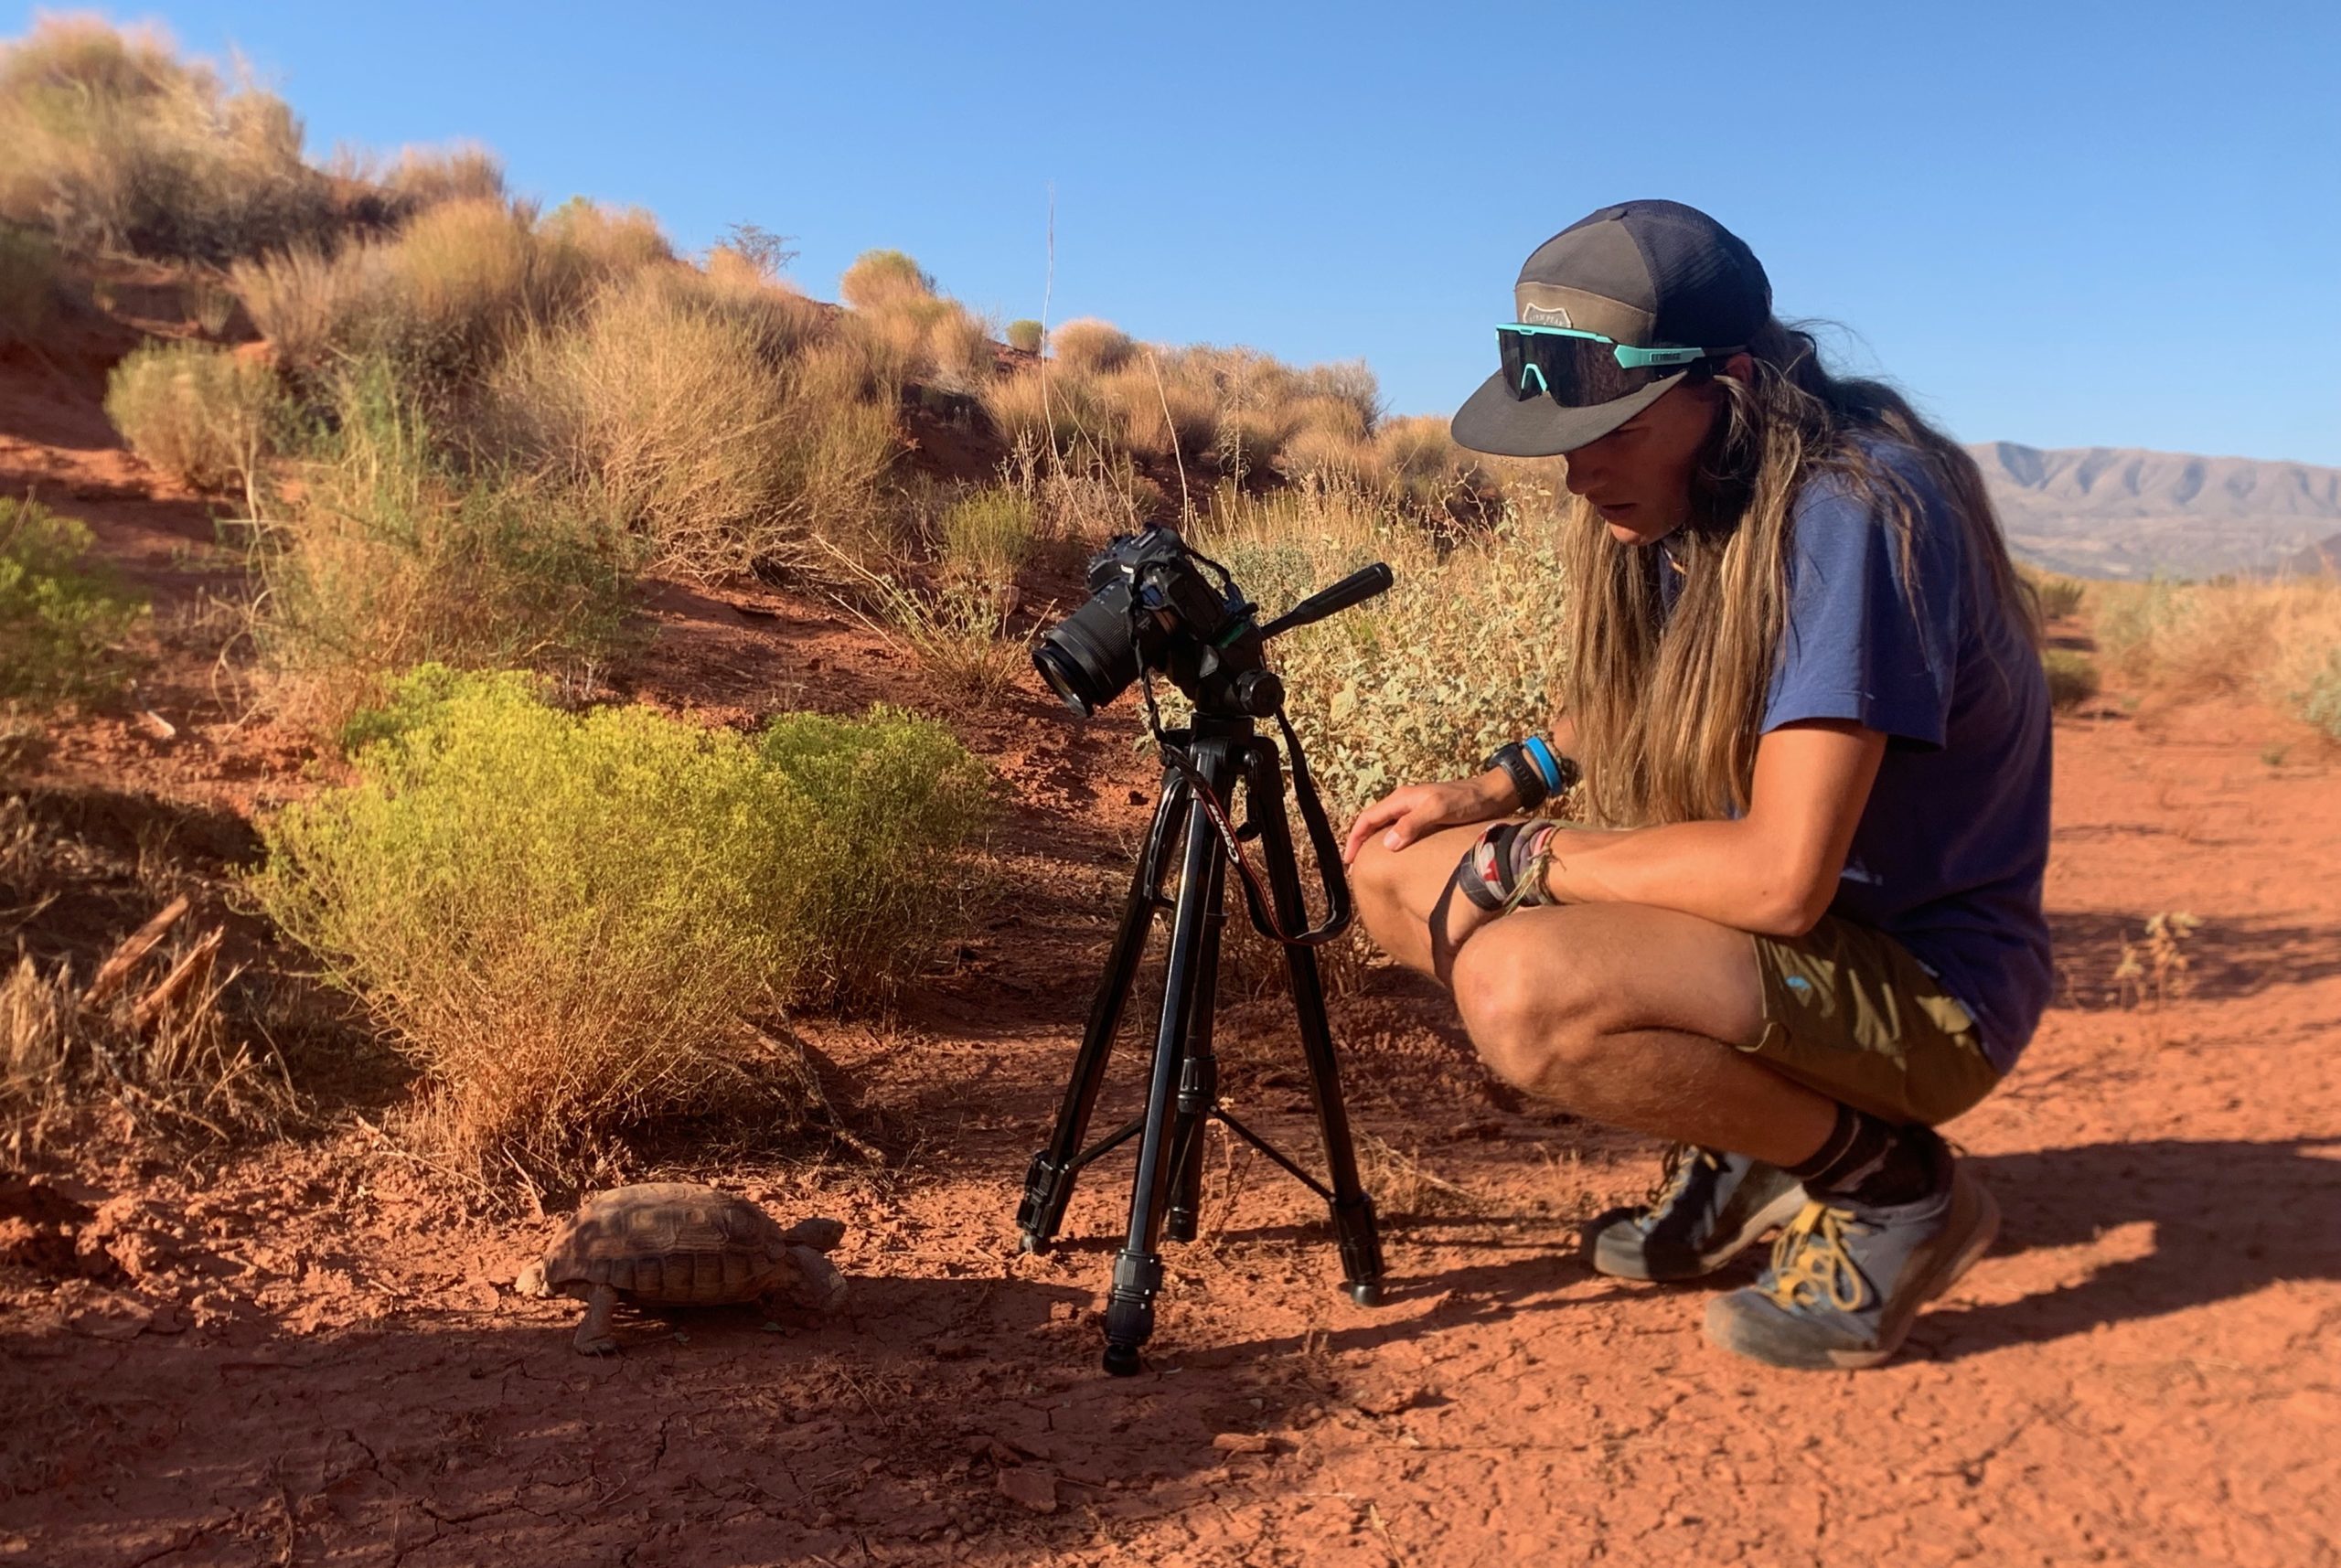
[10,16,2337,1202]
[249,669,990,1182]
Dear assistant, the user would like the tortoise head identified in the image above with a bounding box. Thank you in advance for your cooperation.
[514,1259,551,1297]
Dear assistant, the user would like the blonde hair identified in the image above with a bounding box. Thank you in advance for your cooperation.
[1562,319,2037,828]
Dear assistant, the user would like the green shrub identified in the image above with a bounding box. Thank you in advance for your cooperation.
[2023,568,2087,620]
[250,670,990,1180]
[2042,647,2101,712]
[104,339,291,492]
[756,707,994,998]
[1006,318,1044,354]
[0,224,59,342]
[0,497,145,707]
[252,365,635,726]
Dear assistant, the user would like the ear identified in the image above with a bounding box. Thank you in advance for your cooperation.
[1717,351,1757,384]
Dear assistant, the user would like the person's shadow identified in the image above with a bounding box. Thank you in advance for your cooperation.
[1909,1136,2341,1361]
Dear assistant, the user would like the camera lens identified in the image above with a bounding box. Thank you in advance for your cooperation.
[1032,587,1140,716]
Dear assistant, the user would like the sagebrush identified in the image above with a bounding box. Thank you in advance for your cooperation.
[0,497,145,708]
[105,339,291,493]
[251,669,993,1183]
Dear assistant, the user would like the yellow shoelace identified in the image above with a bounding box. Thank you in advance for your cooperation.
[1759,1200,1873,1312]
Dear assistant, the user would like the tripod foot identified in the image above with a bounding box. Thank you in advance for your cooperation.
[1348,1281,1384,1307]
[1017,1232,1047,1255]
[1102,1343,1143,1378]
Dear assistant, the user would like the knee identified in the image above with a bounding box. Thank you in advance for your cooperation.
[1450,931,1609,1095]
[1347,835,1412,943]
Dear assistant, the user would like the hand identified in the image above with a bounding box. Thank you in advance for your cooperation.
[1342,773,1516,864]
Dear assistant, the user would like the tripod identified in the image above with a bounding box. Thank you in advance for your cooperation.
[1015,708,1385,1375]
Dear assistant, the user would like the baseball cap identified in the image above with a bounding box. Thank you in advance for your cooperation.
[1449,199,1772,456]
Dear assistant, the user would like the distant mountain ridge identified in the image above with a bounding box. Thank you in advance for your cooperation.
[1965,442,2341,580]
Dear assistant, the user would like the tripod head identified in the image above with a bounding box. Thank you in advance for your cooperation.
[1032,524,1393,722]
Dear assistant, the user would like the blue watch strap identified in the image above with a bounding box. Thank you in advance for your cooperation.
[1521,735,1564,793]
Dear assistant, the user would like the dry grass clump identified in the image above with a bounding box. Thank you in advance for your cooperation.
[249,669,990,1182]
[373,142,507,214]
[1050,316,1136,375]
[484,264,891,579]
[1006,318,1043,354]
[937,485,1036,592]
[1095,357,1217,465]
[231,196,661,394]
[0,497,145,709]
[839,247,935,310]
[2091,576,2341,734]
[980,366,1112,460]
[0,16,340,263]
[251,366,634,727]
[104,339,292,493]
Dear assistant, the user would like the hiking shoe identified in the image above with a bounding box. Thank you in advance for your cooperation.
[1704,1152,1999,1371]
[1582,1144,1808,1282]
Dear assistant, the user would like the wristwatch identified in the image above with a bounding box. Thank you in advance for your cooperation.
[1482,739,1577,810]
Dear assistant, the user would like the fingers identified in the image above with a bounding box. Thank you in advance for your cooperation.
[1342,794,1406,864]
[1377,800,1441,853]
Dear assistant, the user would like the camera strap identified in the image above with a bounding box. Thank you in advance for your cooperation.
[1158,714,1352,948]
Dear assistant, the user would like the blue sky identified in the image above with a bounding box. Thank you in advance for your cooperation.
[18,2,2341,464]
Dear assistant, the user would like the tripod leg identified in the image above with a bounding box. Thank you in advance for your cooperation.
[1103,739,1237,1375]
[1016,775,1190,1253]
[1242,738,1387,1307]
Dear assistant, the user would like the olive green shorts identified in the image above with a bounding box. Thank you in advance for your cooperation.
[1742,915,2001,1127]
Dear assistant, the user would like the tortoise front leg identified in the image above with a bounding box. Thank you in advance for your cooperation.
[573,1283,621,1354]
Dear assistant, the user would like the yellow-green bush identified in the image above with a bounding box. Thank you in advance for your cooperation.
[104,339,291,492]
[250,669,990,1180]
[0,497,145,707]
[0,16,338,262]
[1006,318,1044,354]
[252,366,635,726]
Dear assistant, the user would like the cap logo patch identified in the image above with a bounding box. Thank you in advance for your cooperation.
[1520,303,1573,327]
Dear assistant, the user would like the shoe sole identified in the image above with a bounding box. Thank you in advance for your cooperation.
[1587,1180,1810,1282]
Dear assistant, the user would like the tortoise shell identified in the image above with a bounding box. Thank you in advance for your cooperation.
[535,1182,843,1307]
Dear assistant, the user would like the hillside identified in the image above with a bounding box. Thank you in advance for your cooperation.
[1972,442,2341,580]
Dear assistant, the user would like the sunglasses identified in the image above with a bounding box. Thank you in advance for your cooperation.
[1496,324,1741,407]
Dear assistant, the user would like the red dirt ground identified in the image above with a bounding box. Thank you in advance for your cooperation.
[3,346,2338,1568]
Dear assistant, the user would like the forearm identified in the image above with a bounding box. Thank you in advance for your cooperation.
[1536,818,1831,937]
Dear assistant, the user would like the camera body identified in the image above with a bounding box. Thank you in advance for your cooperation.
[1033,526,1283,719]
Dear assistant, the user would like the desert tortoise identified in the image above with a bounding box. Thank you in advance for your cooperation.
[515,1182,849,1353]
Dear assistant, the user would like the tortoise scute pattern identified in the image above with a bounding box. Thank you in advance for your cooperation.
[526,1182,850,1351]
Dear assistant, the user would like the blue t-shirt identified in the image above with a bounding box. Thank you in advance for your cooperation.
[1666,443,2054,1072]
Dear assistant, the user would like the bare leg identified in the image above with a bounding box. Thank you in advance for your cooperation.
[573,1283,620,1354]
[1448,902,1838,1165]
[1353,822,1839,1163]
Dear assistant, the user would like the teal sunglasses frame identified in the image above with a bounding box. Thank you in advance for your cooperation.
[1497,322,1715,371]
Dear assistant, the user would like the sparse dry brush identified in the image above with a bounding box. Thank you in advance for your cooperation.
[484,263,894,579]
[0,223,61,341]
[250,670,990,1183]
[251,366,635,726]
[2091,577,2341,735]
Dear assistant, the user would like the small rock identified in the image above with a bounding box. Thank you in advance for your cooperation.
[1211,1432,1278,1455]
[995,1467,1059,1514]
